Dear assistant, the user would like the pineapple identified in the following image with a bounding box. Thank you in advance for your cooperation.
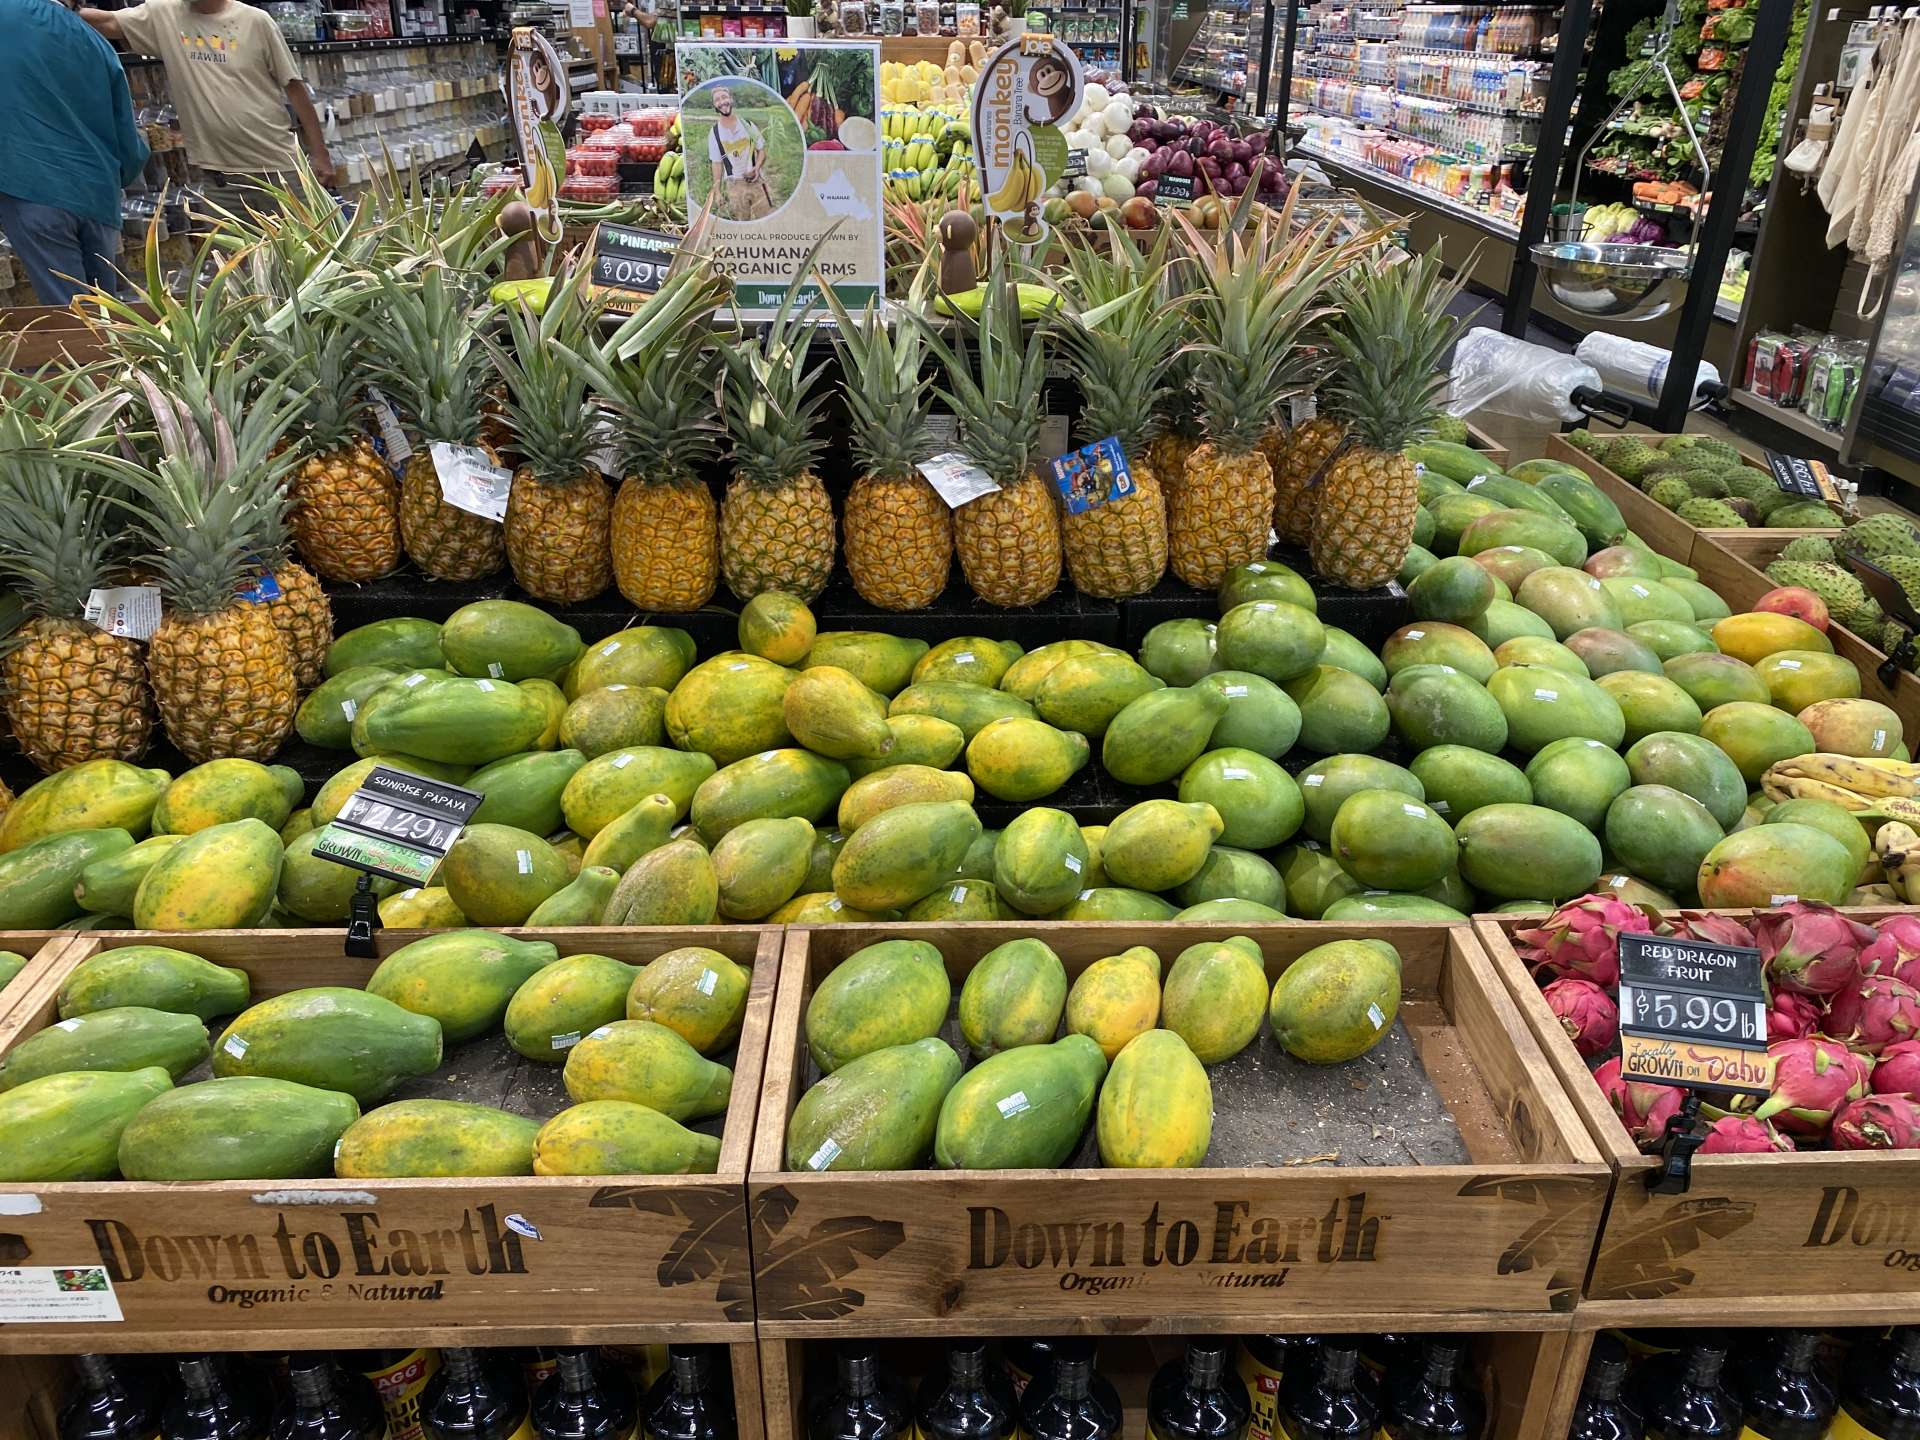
[561,262,735,611]
[0,374,153,770]
[1171,192,1362,589]
[352,261,506,582]
[1310,251,1471,590]
[1049,226,1181,598]
[912,257,1061,608]
[718,279,836,602]
[1271,414,1347,546]
[488,270,613,604]
[821,265,950,610]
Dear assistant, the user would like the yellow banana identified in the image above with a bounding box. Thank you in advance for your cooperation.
[1875,821,1920,903]
[1765,775,1876,811]
[1867,795,1920,827]
[1765,753,1920,800]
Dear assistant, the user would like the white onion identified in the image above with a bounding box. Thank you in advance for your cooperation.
[1085,147,1114,177]
[1103,134,1131,159]
[1101,173,1135,200]
[1115,156,1142,182]
[1101,99,1133,134]
[1074,175,1103,196]
[1126,146,1149,166]
[1083,83,1111,113]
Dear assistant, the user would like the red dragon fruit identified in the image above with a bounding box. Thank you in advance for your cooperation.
[1594,1055,1685,1149]
[1516,895,1647,988]
[1754,902,1876,997]
[1667,911,1758,950]
[1859,914,1920,988]
[1831,1094,1920,1150]
[1542,977,1620,1057]
[1752,1035,1876,1137]
[1871,1037,1920,1096]
[1765,990,1823,1042]
[1696,1115,1795,1154]
[1826,974,1920,1055]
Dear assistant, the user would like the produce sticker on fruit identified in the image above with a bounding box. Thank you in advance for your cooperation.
[677,41,885,318]
[970,32,1084,244]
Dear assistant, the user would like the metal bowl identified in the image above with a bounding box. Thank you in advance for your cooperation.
[1530,241,1692,321]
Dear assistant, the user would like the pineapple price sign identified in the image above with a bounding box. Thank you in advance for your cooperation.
[1617,932,1775,1098]
[971,32,1085,244]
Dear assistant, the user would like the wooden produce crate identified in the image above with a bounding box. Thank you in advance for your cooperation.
[0,925,777,1433]
[1464,418,1509,471]
[748,923,1609,1343]
[0,934,86,1026]
[1476,909,1920,1335]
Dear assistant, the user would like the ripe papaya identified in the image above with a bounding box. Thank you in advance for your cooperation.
[1098,1030,1213,1168]
[803,632,930,697]
[521,679,568,750]
[441,823,571,927]
[325,617,444,678]
[356,675,552,766]
[1031,652,1164,739]
[579,793,679,873]
[281,808,315,846]
[570,626,698,696]
[366,930,558,1042]
[666,652,796,765]
[216,987,441,1102]
[505,952,642,1060]
[713,815,814,919]
[58,945,249,1021]
[1050,888,1180,920]
[845,715,967,780]
[1103,685,1231,786]
[563,1019,733,1120]
[0,1066,173,1181]
[784,665,895,760]
[627,946,752,1054]
[75,834,185,916]
[154,759,298,836]
[914,636,1024,688]
[525,866,621,926]
[806,938,950,1072]
[1268,940,1402,1064]
[1161,937,1268,1064]
[0,827,133,929]
[1,1007,211,1090]
[934,1034,1106,1169]
[1002,640,1124,702]
[379,886,467,929]
[786,1036,962,1171]
[467,750,589,835]
[965,717,1090,802]
[560,685,670,757]
[297,664,398,750]
[767,892,894,923]
[311,754,472,827]
[907,879,1013,921]
[562,747,717,837]
[335,1099,540,1178]
[833,800,982,911]
[691,749,851,844]
[959,938,1067,1059]
[1066,946,1163,1060]
[440,600,584,681]
[133,819,280,931]
[277,829,400,923]
[739,592,817,666]
[1177,899,1286,921]
[1101,799,1225,892]
[534,1100,720,1175]
[837,764,975,831]
[600,837,719,926]
[0,760,167,852]
[993,808,1091,916]
[889,682,1035,741]
[0,952,24,994]
[117,1076,360,1180]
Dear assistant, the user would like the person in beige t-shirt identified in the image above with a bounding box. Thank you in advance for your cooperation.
[80,0,333,208]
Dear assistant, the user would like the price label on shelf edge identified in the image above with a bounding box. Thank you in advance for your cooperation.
[1616,931,1774,1098]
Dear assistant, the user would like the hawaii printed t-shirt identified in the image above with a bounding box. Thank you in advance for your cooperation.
[113,0,303,174]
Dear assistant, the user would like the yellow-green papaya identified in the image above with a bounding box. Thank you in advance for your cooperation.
[786,1036,962,1170]
[1097,1029,1213,1167]
[1101,799,1225,892]
[0,1066,173,1180]
[783,665,895,760]
[665,652,795,765]
[934,1034,1106,1169]
[832,800,983,911]
[1032,653,1164,738]
[277,829,400,923]
[844,715,967,779]
[993,808,1089,916]
[768,892,893,924]
[214,987,442,1102]
[568,626,698,696]
[1103,686,1231,786]
[133,819,281,930]
[1000,640,1125,703]
[355,675,552,765]
[913,636,1025,688]
[521,679,568,750]
[1049,889,1180,920]
[803,632,930,697]
[966,716,1090,801]
[280,808,315,846]
[0,761,167,852]
[378,886,467,929]
[0,827,134,929]
[562,747,717,837]
[1161,937,1268,1063]
[506,952,642,1060]
[325,617,443,678]
[580,793,678,873]
[906,879,1012,921]
[563,1019,732,1120]
[58,944,249,1020]
[712,815,814,919]
[297,665,398,750]
[335,1100,540,1177]
[600,837,718,926]
[116,1075,360,1180]
[533,1100,720,1175]
[1269,940,1402,1064]
[560,685,670,757]
[806,938,950,1072]
[959,938,1067,1058]
[1066,946,1163,1060]
[889,682,1035,741]
[837,764,975,832]
[805,826,847,891]
[627,946,752,1054]
[525,865,621,927]
[441,824,570,927]
[691,749,851,844]
[154,759,298,836]
[467,749,589,835]
[366,930,558,1042]
[739,592,817,666]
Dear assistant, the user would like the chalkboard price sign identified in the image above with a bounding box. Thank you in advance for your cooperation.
[1154,172,1197,205]
[1763,449,1840,503]
[1616,932,1774,1097]
[313,765,483,887]
[589,223,678,310]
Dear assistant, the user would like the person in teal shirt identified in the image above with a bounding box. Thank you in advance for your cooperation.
[0,0,149,304]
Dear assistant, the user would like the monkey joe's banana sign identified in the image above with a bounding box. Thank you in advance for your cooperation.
[971,33,1084,245]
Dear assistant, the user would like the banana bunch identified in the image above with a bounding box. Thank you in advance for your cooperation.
[1875,821,1920,902]
[653,149,686,216]
[883,165,969,202]
[987,142,1046,214]
[1761,753,1920,815]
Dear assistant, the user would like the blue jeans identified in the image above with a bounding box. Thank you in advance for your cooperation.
[0,193,122,305]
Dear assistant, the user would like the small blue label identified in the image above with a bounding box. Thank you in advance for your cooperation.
[1050,435,1136,515]
[235,573,283,604]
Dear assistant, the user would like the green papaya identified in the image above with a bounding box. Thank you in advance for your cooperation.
[58,945,249,1020]
[466,750,589,835]
[1534,470,1628,548]
[355,676,552,766]
[1175,899,1286,921]
[153,759,298,836]
[525,866,621,926]
[215,987,442,1102]
[803,632,930,697]
[117,1076,360,1180]
[1161,937,1267,1063]
[563,1019,733,1120]
[966,717,1091,801]
[75,834,184,916]
[559,685,671,758]
[832,800,982,911]
[0,761,166,852]
[913,636,1024,688]
[959,938,1067,1059]
[807,938,951,1072]
[366,930,559,1042]
[276,830,400,923]
[889,682,1037,741]
[787,1036,963,1170]
[0,951,25,994]
[0,1066,173,1180]
[1031,653,1163,738]
[534,1100,720,1175]
[562,747,717,837]
[600,837,719,926]
[324,617,444,678]
[505,952,642,1060]
[1098,1030,1213,1168]
[1103,686,1231,786]
[134,819,280,930]
[1050,889,1180,921]
[569,626,697,696]
[993,808,1090,916]
[580,793,679,873]
[1173,846,1288,912]
[335,1100,540,1178]
[0,827,133,929]
[934,1034,1106,1169]
[712,815,814,919]
[440,600,585,680]
[690,749,851,844]
[441,824,571,927]
[845,715,967,779]
[0,1007,208,1089]
[297,665,398,750]
[627,947,752,1054]
[907,879,1012,921]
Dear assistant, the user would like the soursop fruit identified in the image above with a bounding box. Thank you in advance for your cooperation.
[1880,554,1920,602]
[1780,535,1838,563]
[1676,497,1747,527]
[1603,436,1658,482]
[1722,469,1776,505]
[1648,478,1695,511]
[1769,501,1841,527]
[1751,488,1797,521]
[1685,437,1743,467]
[1429,415,1470,444]
[1767,560,1868,616]
[1565,429,1599,453]
[1658,434,1699,453]
[1685,472,1732,499]
[1847,513,1920,560]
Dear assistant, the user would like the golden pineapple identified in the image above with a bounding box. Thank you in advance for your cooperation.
[490,271,612,604]
[1271,414,1347,546]
[261,561,333,690]
[823,272,950,609]
[563,263,735,610]
[1311,251,1470,591]
[290,438,401,582]
[720,474,837,602]
[914,259,1061,607]
[398,453,506,582]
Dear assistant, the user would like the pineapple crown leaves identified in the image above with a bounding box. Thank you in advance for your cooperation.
[1321,246,1477,454]
[908,250,1049,488]
[818,255,938,483]
[557,259,733,484]
[1049,223,1183,451]
[481,264,608,484]
[719,232,838,489]
[89,214,260,388]
[0,373,135,620]
[363,155,516,272]
[342,257,498,447]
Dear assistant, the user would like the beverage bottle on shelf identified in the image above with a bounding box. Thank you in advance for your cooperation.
[1569,1338,1643,1440]
[916,1343,1017,1440]
[363,1351,443,1440]
[1150,1341,1249,1440]
[1837,1327,1920,1440]
[62,1356,161,1440]
[1001,1341,1062,1400]
[420,1348,531,1440]
[519,1356,561,1398]
[1359,1337,1418,1381]
[1237,1337,1316,1440]
[807,1346,907,1440]
[1382,1341,1484,1440]
[533,1350,638,1440]
[641,1347,734,1440]
[1637,1339,1738,1440]
[1277,1339,1379,1440]
[271,1358,385,1440]
[1739,1332,1836,1440]
[1020,1341,1121,1440]
[164,1357,272,1440]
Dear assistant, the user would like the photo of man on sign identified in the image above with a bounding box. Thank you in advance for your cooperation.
[704,85,774,220]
